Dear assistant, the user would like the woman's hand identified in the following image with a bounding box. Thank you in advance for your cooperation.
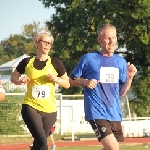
[47,74,59,82]
[48,73,70,89]
[19,76,30,85]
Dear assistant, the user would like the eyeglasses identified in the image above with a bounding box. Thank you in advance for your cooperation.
[39,40,52,46]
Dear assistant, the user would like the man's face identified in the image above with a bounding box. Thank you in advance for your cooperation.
[97,27,117,53]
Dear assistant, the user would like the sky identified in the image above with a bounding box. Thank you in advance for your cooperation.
[0,0,55,41]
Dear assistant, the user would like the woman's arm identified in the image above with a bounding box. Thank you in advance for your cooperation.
[11,69,30,85]
[11,69,22,85]
[47,72,70,89]
[55,72,70,89]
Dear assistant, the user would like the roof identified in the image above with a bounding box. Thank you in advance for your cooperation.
[0,54,30,71]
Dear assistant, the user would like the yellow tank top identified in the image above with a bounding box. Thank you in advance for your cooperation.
[23,57,58,113]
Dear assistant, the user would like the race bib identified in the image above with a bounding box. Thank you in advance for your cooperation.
[100,67,119,83]
[32,85,50,99]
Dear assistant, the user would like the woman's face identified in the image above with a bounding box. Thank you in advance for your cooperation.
[36,35,53,54]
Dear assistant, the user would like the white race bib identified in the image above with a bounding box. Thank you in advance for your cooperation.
[32,85,50,99]
[100,67,119,83]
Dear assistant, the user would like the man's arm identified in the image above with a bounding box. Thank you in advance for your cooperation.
[69,78,85,87]
[69,75,99,89]
[119,78,133,96]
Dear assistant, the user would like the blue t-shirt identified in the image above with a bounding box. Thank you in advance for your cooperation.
[71,51,127,121]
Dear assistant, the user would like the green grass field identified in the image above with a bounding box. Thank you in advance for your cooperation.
[19,145,150,150]
[55,145,149,150]
[0,137,150,150]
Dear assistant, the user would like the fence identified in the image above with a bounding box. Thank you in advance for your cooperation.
[0,93,150,141]
[122,117,150,138]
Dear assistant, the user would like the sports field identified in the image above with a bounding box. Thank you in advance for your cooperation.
[56,145,150,150]
[0,137,150,150]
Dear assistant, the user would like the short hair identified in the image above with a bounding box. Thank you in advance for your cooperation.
[97,24,116,36]
[33,31,54,44]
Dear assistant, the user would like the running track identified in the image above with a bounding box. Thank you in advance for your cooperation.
[0,138,150,150]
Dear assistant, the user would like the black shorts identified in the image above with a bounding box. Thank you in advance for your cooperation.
[88,119,124,142]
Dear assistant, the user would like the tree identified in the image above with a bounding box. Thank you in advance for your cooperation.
[0,21,48,64]
[41,0,150,115]
[22,21,48,39]
[1,35,34,59]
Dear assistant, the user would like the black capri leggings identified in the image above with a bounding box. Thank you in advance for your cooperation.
[21,104,57,150]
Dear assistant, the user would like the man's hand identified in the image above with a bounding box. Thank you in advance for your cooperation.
[84,79,99,89]
[127,62,137,79]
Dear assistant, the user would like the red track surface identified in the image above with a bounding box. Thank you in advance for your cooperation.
[0,138,150,150]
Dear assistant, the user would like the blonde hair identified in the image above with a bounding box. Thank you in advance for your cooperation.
[33,32,54,45]
[97,24,116,37]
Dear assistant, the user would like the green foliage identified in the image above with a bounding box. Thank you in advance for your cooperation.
[0,21,48,64]
[0,95,26,135]
[129,72,150,117]
[22,21,48,39]
[0,1,149,115]
[1,35,34,60]
[120,96,130,118]
[41,0,150,114]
